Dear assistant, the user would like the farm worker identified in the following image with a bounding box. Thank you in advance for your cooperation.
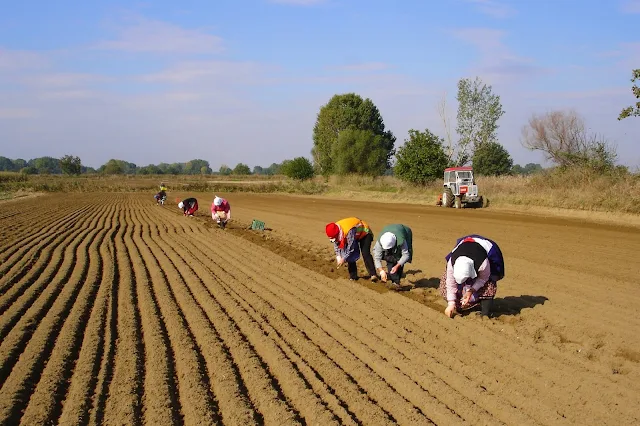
[211,196,231,229]
[177,197,198,217]
[440,235,505,318]
[154,182,167,204]
[372,224,413,286]
[325,217,377,281]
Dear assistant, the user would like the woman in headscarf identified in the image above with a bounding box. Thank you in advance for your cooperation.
[325,217,377,281]
[372,224,413,287]
[211,195,231,229]
[440,235,504,318]
[177,197,198,217]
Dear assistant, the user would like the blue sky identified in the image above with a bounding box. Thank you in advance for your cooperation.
[0,0,638,169]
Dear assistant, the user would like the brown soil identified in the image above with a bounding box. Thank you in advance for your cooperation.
[0,192,638,425]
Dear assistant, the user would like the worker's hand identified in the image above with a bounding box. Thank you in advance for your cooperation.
[461,290,473,307]
[445,304,457,318]
[390,264,400,274]
[379,270,388,282]
[336,257,344,266]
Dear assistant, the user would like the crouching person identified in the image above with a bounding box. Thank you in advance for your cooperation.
[211,195,231,229]
[178,197,198,217]
[440,235,505,318]
[373,224,413,287]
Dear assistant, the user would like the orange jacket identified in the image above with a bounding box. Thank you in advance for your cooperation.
[335,217,371,248]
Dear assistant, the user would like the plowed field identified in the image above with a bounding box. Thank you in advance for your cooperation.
[1,193,639,425]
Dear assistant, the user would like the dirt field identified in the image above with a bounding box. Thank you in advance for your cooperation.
[1,192,639,425]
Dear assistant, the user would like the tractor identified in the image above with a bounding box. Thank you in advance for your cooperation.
[436,166,483,209]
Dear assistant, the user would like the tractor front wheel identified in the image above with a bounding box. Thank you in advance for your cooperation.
[454,196,462,209]
[442,188,454,207]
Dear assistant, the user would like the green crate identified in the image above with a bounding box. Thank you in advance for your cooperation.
[251,219,265,231]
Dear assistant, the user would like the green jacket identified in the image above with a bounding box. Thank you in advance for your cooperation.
[378,224,413,263]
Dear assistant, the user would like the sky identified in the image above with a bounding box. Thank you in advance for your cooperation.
[0,0,638,170]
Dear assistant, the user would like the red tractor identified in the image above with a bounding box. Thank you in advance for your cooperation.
[436,166,484,209]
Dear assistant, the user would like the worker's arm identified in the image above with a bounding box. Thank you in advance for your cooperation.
[373,241,384,270]
[397,241,410,266]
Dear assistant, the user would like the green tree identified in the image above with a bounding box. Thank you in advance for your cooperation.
[618,69,640,120]
[13,159,27,171]
[394,129,449,185]
[21,166,37,175]
[219,164,231,175]
[232,163,251,175]
[252,165,265,175]
[184,159,210,175]
[472,141,513,176]
[281,157,315,181]
[331,129,388,176]
[312,93,395,175]
[32,156,61,174]
[0,156,14,171]
[455,77,505,165]
[265,163,282,175]
[60,155,82,175]
[101,159,124,174]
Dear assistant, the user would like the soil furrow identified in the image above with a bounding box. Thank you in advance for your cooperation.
[0,204,103,386]
[149,223,336,425]
[166,228,398,425]
[103,207,145,425]
[0,204,108,424]
[19,203,116,425]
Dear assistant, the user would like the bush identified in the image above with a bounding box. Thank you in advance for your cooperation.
[472,141,513,176]
[394,129,449,185]
[282,157,315,181]
[232,163,251,175]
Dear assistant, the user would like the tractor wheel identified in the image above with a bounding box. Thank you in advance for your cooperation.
[442,188,454,207]
[454,196,462,209]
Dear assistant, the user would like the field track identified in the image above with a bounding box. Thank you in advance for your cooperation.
[1,193,639,425]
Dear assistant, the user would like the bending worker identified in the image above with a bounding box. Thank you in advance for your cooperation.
[211,195,231,229]
[325,217,377,281]
[440,234,505,318]
[372,224,413,286]
[177,197,198,217]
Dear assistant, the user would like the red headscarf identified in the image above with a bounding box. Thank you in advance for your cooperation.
[325,223,340,239]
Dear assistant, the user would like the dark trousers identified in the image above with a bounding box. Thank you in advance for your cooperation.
[347,233,377,279]
[385,258,404,285]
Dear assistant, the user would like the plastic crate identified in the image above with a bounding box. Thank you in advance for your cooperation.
[251,219,265,231]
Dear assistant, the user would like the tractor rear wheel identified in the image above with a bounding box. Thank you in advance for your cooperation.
[443,188,454,207]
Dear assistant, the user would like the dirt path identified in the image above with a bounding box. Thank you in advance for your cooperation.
[0,192,638,425]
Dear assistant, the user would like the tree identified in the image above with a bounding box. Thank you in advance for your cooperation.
[394,129,449,185]
[232,163,251,175]
[184,159,210,175]
[0,156,14,171]
[253,165,265,175]
[472,142,513,176]
[60,155,82,175]
[331,129,389,176]
[312,93,395,175]
[281,157,315,181]
[13,159,27,171]
[436,92,456,163]
[455,77,505,166]
[521,110,617,172]
[32,156,61,174]
[618,69,640,120]
[102,159,124,174]
[512,163,543,175]
[219,164,231,175]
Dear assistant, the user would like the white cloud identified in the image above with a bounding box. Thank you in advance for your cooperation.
[0,48,49,70]
[93,17,223,54]
[326,62,391,72]
[20,73,112,88]
[0,108,39,119]
[464,0,516,18]
[138,60,273,85]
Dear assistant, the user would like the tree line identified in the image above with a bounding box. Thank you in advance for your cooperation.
[2,68,635,183]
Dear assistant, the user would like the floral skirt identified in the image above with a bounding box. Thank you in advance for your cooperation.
[438,267,497,307]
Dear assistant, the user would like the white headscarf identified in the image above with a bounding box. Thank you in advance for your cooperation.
[453,256,477,284]
[380,232,397,250]
[178,201,184,209]
[214,196,223,206]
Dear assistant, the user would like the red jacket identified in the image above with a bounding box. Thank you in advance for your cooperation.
[211,199,230,214]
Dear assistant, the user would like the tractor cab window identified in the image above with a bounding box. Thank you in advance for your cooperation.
[457,171,472,180]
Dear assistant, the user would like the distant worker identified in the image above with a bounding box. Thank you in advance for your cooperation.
[440,234,505,318]
[325,217,377,282]
[211,195,231,229]
[154,182,167,205]
[178,197,198,217]
[372,224,413,287]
